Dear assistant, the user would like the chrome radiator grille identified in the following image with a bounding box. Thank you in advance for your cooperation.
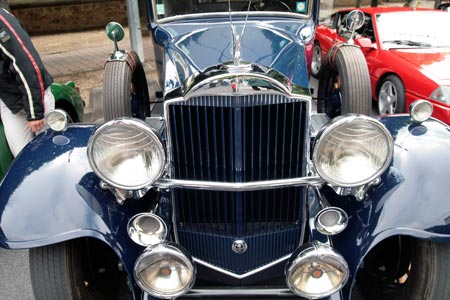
[167,94,308,182]
[167,93,309,275]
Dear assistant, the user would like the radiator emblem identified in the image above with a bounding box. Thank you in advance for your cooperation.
[232,240,248,254]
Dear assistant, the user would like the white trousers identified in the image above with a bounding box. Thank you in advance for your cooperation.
[0,87,55,157]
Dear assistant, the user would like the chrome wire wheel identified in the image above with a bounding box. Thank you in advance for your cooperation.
[311,43,322,78]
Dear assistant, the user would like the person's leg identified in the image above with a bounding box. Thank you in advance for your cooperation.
[0,100,33,157]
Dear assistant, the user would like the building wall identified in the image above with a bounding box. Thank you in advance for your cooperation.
[8,0,129,34]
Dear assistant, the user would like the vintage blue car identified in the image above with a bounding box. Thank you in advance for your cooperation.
[1,1,450,300]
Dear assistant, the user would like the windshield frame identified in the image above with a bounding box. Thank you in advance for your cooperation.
[149,0,314,24]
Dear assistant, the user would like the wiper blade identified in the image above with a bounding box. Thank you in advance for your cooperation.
[383,39,432,47]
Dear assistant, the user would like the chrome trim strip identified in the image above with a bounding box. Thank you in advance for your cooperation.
[193,255,291,279]
[155,176,324,191]
[186,288,294,297]
[157,12,310,24]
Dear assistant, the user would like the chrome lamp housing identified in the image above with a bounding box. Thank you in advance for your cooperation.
[286,241,349,298]
[87,118,166,192]
[312,114,394,192]
[134,242,196,299]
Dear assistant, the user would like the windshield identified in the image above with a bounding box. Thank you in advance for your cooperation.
[152,0,311,21]
[376,11,450,48]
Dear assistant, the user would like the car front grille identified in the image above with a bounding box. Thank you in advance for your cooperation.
[167,93,309,275]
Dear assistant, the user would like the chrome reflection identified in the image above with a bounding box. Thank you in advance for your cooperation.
[314,207,348,235]
[128,213,168,246]
[286,241,349,298]
[410,100,433,123]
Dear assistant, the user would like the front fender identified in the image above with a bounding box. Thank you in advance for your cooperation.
[326,115,450,297]
[0,125,150,277]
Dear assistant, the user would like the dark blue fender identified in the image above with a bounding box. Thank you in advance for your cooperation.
[326,115,450,298]
[0,125,148,297]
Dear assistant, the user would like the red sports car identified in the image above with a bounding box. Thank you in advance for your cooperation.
[312,7,450,124]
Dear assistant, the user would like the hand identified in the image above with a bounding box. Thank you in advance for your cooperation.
[28,119,45,133]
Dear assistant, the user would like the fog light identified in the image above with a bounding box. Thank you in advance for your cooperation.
[286,241,348,298]
[134,243,196,299]
[314,207,348,235]
[410,100,433,123]
[45,109,69,131]
[128,213,167,246]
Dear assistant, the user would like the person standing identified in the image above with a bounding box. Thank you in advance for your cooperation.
[0,7,54,157]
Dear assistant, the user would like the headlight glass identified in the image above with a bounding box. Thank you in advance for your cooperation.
[410,100,433,123]
[134,243,196,299]
[87,118,165,190]
[430,86,450,105]
[313,115,393,187]
[45,109,68,131]
[128,213,167,246]
[286,241,348,298]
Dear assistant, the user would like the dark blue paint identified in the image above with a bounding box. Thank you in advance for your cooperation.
[0,125,151,298]
[2,113,450,300]
[323,116,450,299]
[151,17,312,93]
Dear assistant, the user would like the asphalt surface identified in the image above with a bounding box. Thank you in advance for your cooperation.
[0,248,34,300]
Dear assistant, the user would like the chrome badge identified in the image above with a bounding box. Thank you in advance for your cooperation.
[232,240,248,254]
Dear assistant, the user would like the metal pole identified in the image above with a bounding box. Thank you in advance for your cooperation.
[126,0,145,61]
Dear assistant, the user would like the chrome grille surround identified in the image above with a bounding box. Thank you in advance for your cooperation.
[161,71,314,277]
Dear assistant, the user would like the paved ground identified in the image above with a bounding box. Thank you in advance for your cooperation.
[31,27,157,122]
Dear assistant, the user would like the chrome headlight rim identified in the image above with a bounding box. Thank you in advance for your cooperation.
[134,242,196,299]
[410,99,433,123]
[286,241,349,298]
[312,114,394,188]
[87,118,166,190]
[127,213,168,247]
[45,109,69,131]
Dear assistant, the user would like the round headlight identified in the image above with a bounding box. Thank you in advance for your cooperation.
[87,118,165,190]
[46,109,69,131]
[313,114,393,187]
[314,207,348,235]
[128,213,167,246]
[286,241,349,298]
[410,100,433,123]
[134,243,196,299]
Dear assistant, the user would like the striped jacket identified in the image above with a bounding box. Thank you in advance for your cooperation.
[0,8,53,120]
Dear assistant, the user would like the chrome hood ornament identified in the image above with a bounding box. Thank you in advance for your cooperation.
[229,0,251,66]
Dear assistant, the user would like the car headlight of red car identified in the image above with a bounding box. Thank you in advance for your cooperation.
[312,114,393,187]
[87,118,166,190]
[430,86,450,105]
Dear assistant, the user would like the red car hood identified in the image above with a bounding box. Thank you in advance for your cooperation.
[391,48,450,84]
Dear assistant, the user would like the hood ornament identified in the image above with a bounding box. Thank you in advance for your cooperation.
[229,0,251,66]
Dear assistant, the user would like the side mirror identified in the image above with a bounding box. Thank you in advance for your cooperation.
[345,10,364,31]
[345,10,364,45]
[105,22,125,52]
[106,22,125,42]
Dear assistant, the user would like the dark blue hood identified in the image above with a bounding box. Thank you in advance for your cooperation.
[152,18,313,90]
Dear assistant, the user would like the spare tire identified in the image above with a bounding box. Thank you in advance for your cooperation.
[317,43,371,118]
[102,51,150,121]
